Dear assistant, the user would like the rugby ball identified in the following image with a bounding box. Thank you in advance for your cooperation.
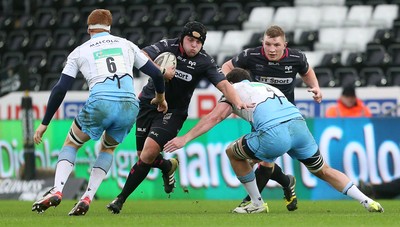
[154,52,177,68]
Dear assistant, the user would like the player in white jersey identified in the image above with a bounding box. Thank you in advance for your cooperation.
[31,9,170,216]
[164,68,384,214]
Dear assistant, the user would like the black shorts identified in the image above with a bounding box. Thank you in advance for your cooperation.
[135,107,188,151]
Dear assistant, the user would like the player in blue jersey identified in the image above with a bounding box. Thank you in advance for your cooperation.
[221,25,323,211]
[164,68,384,214]
[106,21,247,214]
[31,9,169,216]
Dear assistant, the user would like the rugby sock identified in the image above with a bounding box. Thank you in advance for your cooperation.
[151,154,171,174]
[53,146,77,193]
[238,171,264,207]
[81,152,113,201]
[243,165,273,202]
[118,159,152,202]
[270,163,290,187]
[343,182,373,203]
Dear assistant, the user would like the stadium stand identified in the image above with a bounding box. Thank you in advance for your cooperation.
[2,0,400,90]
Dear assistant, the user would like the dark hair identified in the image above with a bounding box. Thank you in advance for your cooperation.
[226,68,252,84]
[342,85,356,97]
[180,21,207,44]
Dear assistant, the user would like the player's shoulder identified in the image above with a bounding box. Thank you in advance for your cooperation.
[287,48,306,58]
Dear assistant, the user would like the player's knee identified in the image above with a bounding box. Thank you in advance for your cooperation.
[299,150,325,173]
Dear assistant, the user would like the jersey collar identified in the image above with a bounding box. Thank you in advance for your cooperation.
[91,32,110,39]
[261,47,288,61]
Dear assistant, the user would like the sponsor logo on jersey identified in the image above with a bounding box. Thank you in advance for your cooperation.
[137,127,146,133]
[255,64,264,70]
[89,39,119,47]
[285,66,293,73]
[259,77,293,84]
[268,62,279,65]
[289,54,300,58]
[175,69,192,81]
[188,60,196,69]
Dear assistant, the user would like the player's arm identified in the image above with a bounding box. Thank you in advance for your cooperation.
[221,59,234,75]
[164,102,232,152]
[301,67,322,103]
[215,80,248,110]
[34,74,74,144]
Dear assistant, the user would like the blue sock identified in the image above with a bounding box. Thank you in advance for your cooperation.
[237,171,256,184]
[93,152,113,173]
[58,146,77,164]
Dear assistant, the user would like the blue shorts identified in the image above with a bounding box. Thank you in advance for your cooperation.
[76,97,139,143]
[244,118,318,163]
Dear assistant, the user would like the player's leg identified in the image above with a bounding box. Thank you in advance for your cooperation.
[227,137,269,214]
[32,120,89,213]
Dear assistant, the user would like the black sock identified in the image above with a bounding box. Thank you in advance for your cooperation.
[270,163,290,187]
[118,159,152,202]
[151,154,171,174]
[243,165,273,202]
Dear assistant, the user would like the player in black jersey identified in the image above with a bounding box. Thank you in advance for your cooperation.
[222,25,323,211]
[106,21,248,214]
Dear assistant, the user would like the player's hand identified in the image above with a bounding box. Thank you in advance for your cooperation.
[308,87,322,103]
[163,66,176,81]
[33,124,48,144]
[164,137,186,153]
[151,92,168,113]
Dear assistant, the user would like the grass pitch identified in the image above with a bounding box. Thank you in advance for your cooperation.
[1,200,398,227]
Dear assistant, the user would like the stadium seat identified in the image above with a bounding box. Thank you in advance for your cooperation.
[293,30,318,50]
[144,26,168,46]
[363,43,390,67]
[334,67,361,87]
[25,50,47,74]
[268,0,294,8]
[28,29,52,51]
[271,6,298,32]
[202,30,224,58]
[196,3,220,27]
[29,73,42,91]
[7,30,29,54]
[294,0,321,6]
[1,51,24,69]
[320,0,345,5]
[303,51,325,68]
[218,30,254,56]
[12,13,35,31]
[76,28,90,45]
[34,7,57,29]
[0,31,5,53]
[219,2,246,27]
[314,67,336,87]
[368,4,399,29]
[242,31,263,49]
[173,3,196,27]
[123,28,145,48]
[41,73,60,90]
[46,50,68,73]
[387,43,400,66]
[295,6,321,31]
[243,2,267,15]
[342,27,377,52]
[314,27,346,53]
[242,7,274,32]
[51,29,76,51]
[386,67,400,86]
[360,67,387,86]
[126,5,149,28]
[343,5,373,27]
[109,6,126,29]
[149,4,174,27]
[57,7,80,29]
[341,51,364,70]
[319,5,348,28]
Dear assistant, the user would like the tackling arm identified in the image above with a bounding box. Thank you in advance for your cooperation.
[163,102,232,152]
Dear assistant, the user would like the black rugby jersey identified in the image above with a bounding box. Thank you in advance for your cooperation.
[231,46,309,104]
[140,38,226,114]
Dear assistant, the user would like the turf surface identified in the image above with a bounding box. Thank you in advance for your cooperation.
[1,200,398,226]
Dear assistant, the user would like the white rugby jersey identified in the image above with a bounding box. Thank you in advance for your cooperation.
[62,32,148,90]
[222,81,302,129]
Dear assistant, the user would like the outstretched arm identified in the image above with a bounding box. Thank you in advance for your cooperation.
[301,67,322,103]
[164,102,232,152]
